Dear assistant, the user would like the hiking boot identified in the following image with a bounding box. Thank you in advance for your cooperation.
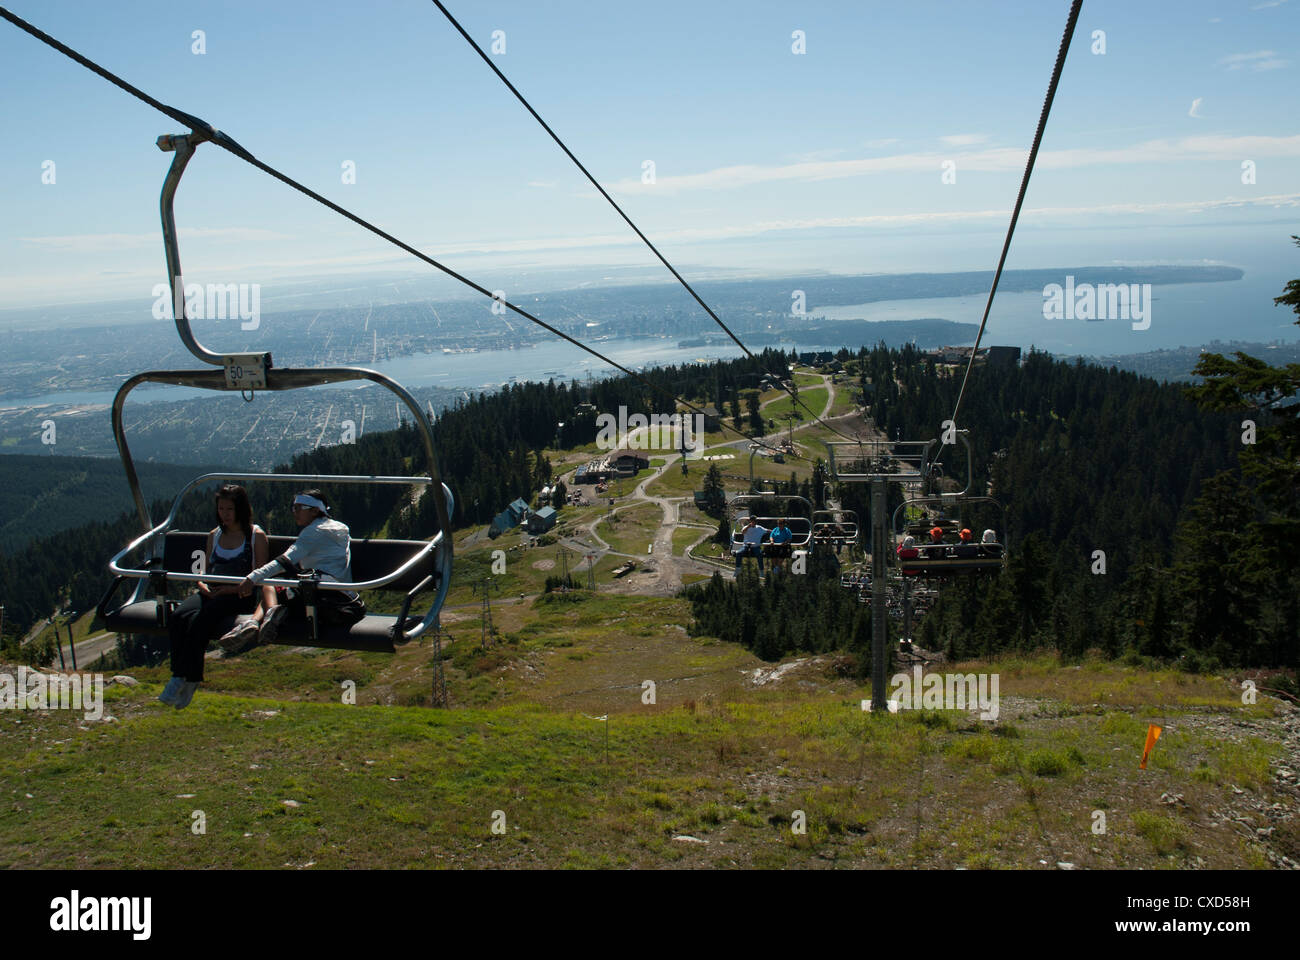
[158,676,185,705]
[258,605,289,646]
[173,681,199,709]
[218,619,260,656]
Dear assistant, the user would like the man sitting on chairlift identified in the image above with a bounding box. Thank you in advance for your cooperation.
[829,522,846,556]
[733,515,768,577]
[925,525,947,558]
[236,490,365,645]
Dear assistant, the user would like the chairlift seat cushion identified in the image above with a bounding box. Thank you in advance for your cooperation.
[100,601,402,653]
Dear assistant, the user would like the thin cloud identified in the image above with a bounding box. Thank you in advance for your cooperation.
[940,134,989,147]
[6,193,1298,305]
[1189,98,1204,118]
[1250,0,1288,9]
[601,134,1300,194]
[1218,49,1287,70]
[527,180,557,188]
[413,193,1300,254]
[21,227,289,253]
[787,147,849,163]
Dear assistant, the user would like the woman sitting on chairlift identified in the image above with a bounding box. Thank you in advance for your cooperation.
[158,483,276,710]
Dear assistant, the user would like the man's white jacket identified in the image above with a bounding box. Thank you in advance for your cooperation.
[248,517,353,584]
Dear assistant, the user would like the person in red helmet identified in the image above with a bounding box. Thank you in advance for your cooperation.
[955,527,979,558]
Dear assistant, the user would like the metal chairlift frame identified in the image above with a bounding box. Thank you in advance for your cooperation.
[728,492,815,544]
[811,508,859,548]
[100,130,454,645]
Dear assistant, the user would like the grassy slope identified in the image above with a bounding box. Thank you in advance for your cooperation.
[5,386,1292,870]
[596,503,663,556]
[763,386,829,423]
[2,598,1294,869]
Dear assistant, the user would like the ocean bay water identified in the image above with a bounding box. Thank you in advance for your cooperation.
[812,275,1296,356]
[5,269,1297,411]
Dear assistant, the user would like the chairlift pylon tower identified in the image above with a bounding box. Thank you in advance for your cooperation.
[824,431,967,712]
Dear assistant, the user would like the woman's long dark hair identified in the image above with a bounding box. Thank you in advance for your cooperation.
[214,483,253,539]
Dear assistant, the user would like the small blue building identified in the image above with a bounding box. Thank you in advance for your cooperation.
[527,506,557,534]
[488,497,532,538]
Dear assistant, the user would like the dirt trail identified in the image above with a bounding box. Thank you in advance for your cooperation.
[529,370,866,600]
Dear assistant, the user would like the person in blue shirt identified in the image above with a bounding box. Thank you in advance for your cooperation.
[768,517,794,573]
[733,516,769,576]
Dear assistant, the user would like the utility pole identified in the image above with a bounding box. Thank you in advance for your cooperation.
[429,622,448,708]
[479,578,496,652]
[557,547,570,590]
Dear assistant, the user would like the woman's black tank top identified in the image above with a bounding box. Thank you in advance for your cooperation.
[208,527,255,578]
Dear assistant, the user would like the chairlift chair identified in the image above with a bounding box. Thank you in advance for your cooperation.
[95,129,455,653]
[728,492,815,552]
[892,495,1007,578]
[812,508,859,554]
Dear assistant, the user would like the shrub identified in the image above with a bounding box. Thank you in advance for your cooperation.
[1024,749,1068,776]
[1132,810,1188,855]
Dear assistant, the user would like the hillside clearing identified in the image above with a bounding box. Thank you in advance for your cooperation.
[3,622,1296,870]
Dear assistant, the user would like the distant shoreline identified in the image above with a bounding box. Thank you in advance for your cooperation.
[0,264,1246,331]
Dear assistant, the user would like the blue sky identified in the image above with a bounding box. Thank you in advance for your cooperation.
[1,0,1297,310]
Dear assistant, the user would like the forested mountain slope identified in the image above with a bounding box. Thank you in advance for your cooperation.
[0,455,224,552]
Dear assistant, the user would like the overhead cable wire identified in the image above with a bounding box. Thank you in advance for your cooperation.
[430,0,862,447]
[925,0,1083,478]
[0,4,816,463]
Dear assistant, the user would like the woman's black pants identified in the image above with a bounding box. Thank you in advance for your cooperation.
[168,592,257,682]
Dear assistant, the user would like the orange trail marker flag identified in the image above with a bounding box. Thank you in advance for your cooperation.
[1140,724,1162,769]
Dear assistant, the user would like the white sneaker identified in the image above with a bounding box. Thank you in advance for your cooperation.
[218,619,260,655]
[258,605,289,646]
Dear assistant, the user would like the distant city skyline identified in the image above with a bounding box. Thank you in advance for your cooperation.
[1,0,1297,311]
